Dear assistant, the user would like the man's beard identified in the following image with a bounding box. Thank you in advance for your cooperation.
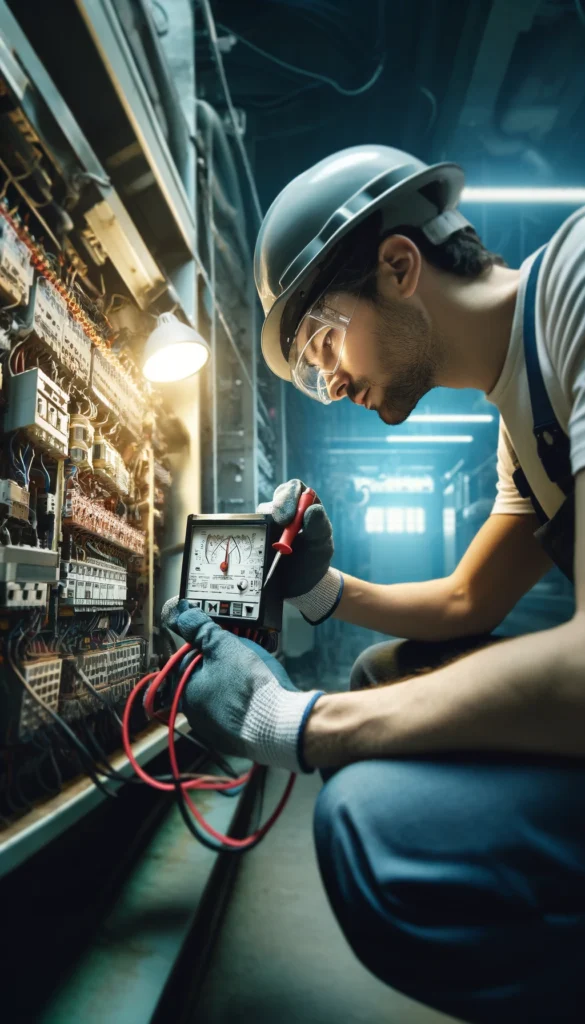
[361,295,438,425]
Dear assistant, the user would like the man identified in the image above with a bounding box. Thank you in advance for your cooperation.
[164,146,585,1022]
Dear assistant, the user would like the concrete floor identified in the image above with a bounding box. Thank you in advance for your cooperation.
[193,769,461,1024]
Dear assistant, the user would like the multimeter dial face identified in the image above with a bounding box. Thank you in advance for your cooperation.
[185,524,267,620]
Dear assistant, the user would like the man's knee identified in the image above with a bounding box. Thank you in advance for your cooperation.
[350,634,500,692]
[349,640,404,691]
[313,755,585,1023]
[313,761,419,985]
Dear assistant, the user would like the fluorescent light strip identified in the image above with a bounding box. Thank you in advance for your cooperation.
[462,187,585,204]
[409,414,493,423]
[385,435,474,444]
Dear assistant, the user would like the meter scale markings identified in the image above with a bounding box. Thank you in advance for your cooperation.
[186,525,267,619]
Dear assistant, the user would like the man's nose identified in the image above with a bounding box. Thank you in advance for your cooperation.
[326,370,349,401]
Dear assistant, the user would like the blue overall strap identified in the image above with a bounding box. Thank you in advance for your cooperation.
[523,246,573,495]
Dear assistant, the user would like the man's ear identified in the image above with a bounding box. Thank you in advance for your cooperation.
[377,234,422,299]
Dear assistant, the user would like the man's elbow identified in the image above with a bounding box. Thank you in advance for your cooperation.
[451,580,510,638]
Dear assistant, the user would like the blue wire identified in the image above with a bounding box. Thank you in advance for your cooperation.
[8,435,26,486]
[39,453,51,490]
[19,446,29,486]
[219,783,246,798]
[24,447,34,488]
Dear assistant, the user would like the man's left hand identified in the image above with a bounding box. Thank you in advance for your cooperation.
[161,598,324,772]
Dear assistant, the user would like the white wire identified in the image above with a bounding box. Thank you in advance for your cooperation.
[216,20,385,98]
[198,0,263,227]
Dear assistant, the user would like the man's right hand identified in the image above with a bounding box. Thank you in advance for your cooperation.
[258,479,343,624]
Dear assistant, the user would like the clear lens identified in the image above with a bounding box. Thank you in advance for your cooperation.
[288,300,352,404]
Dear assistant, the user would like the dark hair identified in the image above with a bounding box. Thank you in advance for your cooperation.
[279,210,507,361]
[324,210,507,301]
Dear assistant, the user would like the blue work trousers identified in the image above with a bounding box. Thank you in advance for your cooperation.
[313,638,585,1023]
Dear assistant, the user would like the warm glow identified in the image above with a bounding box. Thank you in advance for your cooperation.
[143,341,209,383]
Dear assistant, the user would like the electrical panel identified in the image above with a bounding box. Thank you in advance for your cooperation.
[0,70,174,830]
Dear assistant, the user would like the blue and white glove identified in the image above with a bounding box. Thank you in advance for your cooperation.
[161,598,324,773]
[258,479,343,624]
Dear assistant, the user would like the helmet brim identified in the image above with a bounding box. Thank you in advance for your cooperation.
[260,161,465,382]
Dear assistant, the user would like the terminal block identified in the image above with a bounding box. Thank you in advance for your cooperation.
[5,367,69,457]
[60,639,147,718]
[0,479,30,522]
[62,311,92,385]
[0,214,34,306]
[91,347,145,439]
[60,557,127,609]
[0,657,62,742]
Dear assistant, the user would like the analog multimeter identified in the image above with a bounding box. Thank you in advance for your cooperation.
[179,513,283,633]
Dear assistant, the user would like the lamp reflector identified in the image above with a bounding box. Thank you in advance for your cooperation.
[143,312,210,383]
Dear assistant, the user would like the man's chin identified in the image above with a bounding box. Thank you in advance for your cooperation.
[376,406,409,426]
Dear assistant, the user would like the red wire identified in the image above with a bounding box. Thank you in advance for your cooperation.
[166,657,296,848]
[122,661,251,793]
[143,644,190,718]
[121,635,297,847]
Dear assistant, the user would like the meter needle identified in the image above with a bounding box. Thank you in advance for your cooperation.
[220,538,230,573]
[263,488,317,588]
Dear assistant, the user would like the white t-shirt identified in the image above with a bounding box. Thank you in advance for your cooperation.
[488,206,585,519]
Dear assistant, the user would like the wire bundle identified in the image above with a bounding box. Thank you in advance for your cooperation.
[122,635,296,853]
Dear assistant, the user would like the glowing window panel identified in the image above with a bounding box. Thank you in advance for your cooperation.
[443,507,456,537]
[366,507,426,534]
[365,507,385,533]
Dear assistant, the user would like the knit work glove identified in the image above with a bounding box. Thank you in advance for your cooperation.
[257,478,343,624]
[161,598,324,773]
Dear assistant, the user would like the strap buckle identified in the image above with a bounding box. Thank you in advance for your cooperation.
[534,423,572,490]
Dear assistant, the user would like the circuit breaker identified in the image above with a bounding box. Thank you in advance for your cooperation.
[5,367,70,457]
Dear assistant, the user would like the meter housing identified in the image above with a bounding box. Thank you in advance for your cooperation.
[179,513,283,632]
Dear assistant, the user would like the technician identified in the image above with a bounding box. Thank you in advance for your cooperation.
[164,146,585,1023]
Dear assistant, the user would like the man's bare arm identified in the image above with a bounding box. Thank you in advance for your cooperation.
[333,512,552,641]
[303,472,585,768]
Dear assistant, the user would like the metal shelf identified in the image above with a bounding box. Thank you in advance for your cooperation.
[0,716,191,880]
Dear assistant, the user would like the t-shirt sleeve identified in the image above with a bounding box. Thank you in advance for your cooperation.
[491,419,535,515]
[540,207,585,475]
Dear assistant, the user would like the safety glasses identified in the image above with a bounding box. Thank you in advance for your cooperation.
[288,287,359,405]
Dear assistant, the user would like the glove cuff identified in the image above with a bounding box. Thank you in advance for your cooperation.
[241,683,324,773]
[287,568,343,625]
